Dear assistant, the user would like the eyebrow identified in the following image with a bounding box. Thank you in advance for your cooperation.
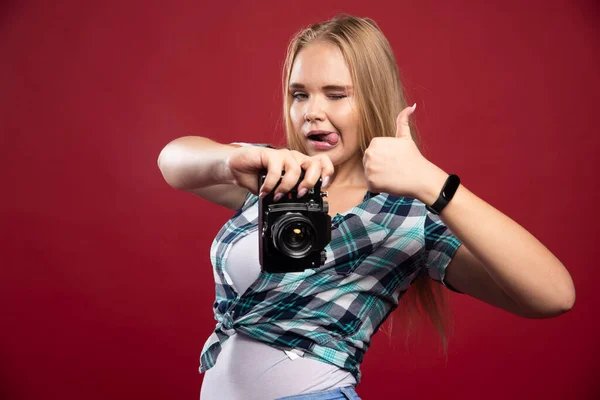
[289,83,353,91]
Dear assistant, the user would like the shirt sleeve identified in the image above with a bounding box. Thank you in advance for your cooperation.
[422,211,463,293]
[230,142,275,148]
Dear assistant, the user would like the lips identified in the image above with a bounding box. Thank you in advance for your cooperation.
[306,131,340,147]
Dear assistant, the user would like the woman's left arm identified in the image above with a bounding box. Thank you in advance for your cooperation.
[363,104,575,318]
[421,167,575,319]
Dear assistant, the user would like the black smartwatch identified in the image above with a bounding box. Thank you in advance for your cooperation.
[426,174,461,215]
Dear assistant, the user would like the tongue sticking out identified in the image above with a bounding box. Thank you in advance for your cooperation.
[316,133,339,145]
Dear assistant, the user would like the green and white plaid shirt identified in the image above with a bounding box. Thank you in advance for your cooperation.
[199,186,461,382]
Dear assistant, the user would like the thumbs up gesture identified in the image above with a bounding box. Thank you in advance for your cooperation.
[363,104,444,201]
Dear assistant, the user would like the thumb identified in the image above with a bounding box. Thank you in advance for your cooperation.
[395,103,416,139]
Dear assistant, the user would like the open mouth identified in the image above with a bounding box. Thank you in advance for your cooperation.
[306,131,340,147]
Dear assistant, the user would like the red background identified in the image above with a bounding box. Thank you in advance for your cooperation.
[1,0,598,399]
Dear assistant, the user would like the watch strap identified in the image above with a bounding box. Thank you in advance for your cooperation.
[426,174,461,215]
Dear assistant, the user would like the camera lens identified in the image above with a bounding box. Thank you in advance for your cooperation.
[272,213,316,258]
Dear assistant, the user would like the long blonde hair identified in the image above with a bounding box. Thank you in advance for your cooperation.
[281,14,451,350]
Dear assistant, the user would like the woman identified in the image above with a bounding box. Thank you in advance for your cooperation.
[158,15,575,400]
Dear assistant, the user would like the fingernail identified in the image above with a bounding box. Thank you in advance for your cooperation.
[259,191,267,199]
[297,188,308,198]
[322,176,330,188]
[273,193,283,202]
[410,103,417,114]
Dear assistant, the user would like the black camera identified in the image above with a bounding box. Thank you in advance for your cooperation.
[258,169,331,273]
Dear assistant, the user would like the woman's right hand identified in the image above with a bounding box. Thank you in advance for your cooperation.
[226,147,334,201]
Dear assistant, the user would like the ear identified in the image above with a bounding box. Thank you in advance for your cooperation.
[395,103,416,139]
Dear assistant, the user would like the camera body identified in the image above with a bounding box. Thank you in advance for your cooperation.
[258,170,331,273]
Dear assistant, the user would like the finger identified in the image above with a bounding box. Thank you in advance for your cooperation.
[274,156,301,201]
[395,103,416,139]
[318,155,335,188]
[290,149,310,165]
[297,159,321,198]
[362,150,368,171]
[260,155,284,198]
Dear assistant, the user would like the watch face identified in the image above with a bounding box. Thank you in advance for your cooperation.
[441,174,461,199]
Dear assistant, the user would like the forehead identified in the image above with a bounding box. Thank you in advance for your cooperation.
[289,42,352,87]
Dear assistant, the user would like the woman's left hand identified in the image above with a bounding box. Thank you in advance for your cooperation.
[363,104,441,201]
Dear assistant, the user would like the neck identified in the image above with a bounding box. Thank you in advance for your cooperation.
[329,153,367,189]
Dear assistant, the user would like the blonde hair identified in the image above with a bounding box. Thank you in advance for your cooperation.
[281,14,451,351]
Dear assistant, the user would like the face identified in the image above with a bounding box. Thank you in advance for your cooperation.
[288,42,361,167]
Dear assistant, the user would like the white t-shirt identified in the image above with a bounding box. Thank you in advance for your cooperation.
[200,231,356,400]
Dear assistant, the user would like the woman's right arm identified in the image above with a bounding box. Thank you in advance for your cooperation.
[157,136,248,210]
[157,136,334,210]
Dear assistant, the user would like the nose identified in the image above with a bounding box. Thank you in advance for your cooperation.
[304,96,326,122]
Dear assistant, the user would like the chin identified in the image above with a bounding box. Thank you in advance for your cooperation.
[323,151,344,167]
[302,141,347,165]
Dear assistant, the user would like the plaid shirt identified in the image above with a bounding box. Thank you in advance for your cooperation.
[199,178,461,382]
